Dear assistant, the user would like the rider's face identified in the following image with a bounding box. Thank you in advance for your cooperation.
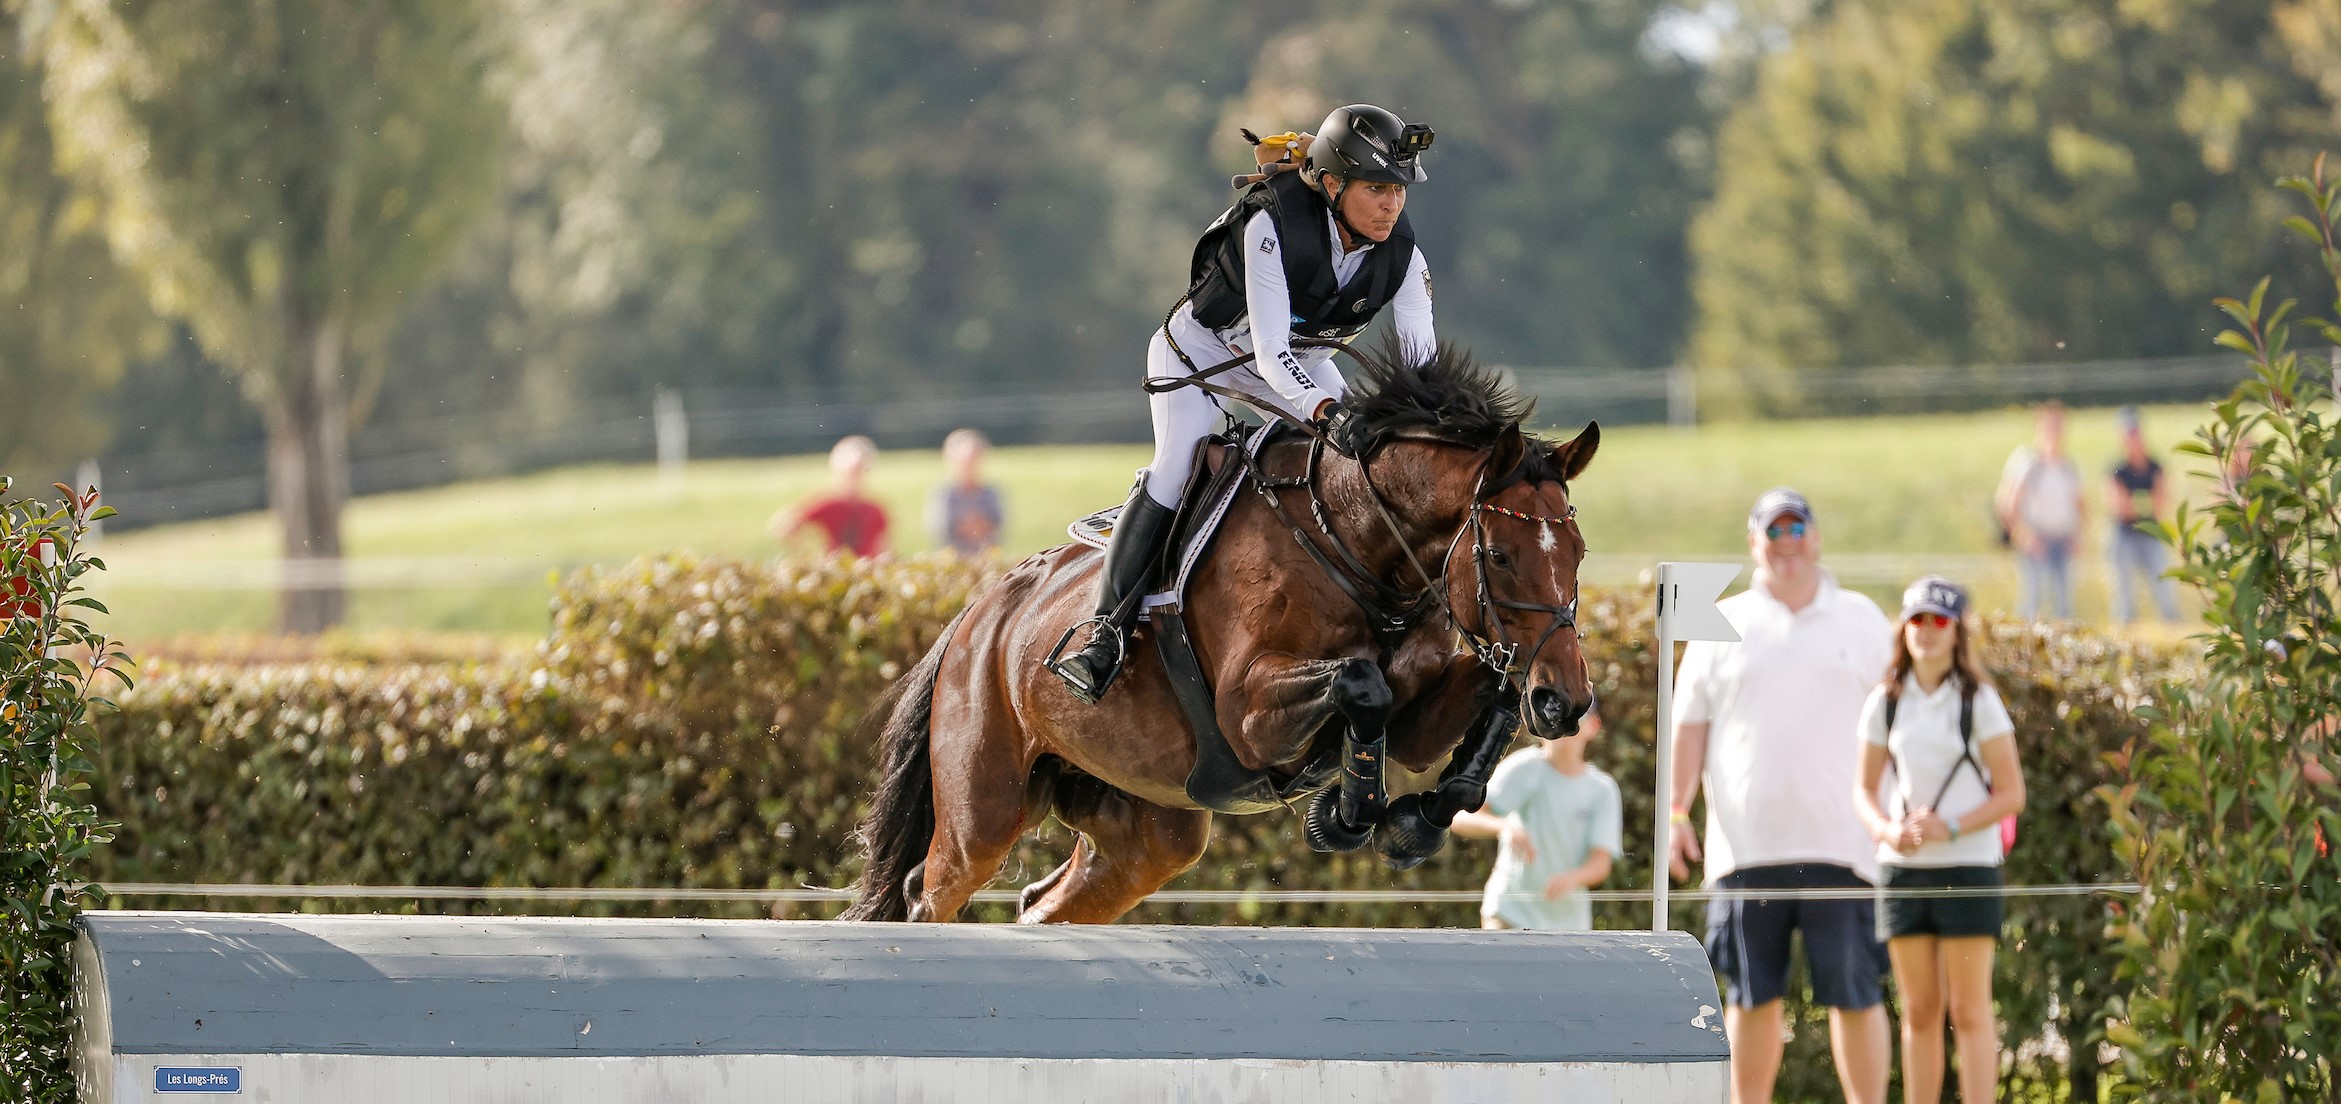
[1334,179,1409,242]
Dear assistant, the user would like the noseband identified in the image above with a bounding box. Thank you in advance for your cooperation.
[1248,432,1582,689]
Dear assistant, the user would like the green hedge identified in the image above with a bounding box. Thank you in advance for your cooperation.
[92,553,2184,1098]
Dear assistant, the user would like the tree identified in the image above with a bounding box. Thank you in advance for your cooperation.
[1232,0,1713,372]
[1686,0,2338,415]
[0,14,162,479]
[24,0,503,631]
[2104,157,2341,1101]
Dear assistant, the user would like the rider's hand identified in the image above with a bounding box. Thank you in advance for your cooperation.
[1310,397,1341,426]
[1667,824,1702,883]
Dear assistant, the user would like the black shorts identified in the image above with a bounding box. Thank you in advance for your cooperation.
[1877,864,2005,941]
[1703,862,1886,1010]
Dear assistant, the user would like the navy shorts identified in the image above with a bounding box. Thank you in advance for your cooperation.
[1703,862,1887,1010]
[1877,864,2005,941]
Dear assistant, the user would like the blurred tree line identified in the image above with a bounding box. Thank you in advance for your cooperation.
[0,0,2335,629]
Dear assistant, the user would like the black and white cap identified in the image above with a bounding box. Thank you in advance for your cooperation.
[1898,575,1968,622]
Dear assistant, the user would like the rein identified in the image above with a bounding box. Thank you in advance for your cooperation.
[1150,338,1583,685]
[1247,427,1581,685]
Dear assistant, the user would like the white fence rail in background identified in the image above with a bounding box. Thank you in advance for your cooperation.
[87,553,2014,591]
[74,351,2261,532]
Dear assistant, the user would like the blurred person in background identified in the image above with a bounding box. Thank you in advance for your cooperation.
[928,428,1002,557]
[1670,488,1894,1104]
[1853,576,2026,1104]
[768,435,888,559]
[1450,705,1623,932]
[1994,401,2084,621]
[2106,406,2180,624]
[1048,103,1438,703]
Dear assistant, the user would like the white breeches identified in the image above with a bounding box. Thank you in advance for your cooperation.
[1141,327,1343,507]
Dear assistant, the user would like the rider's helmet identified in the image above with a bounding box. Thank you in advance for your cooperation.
[1306,104,1433,186]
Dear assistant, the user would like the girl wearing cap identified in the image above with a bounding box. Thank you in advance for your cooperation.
[1049,104,1438,703]
[1852,576,2027,1104]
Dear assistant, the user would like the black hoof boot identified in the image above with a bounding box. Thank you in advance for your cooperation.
[1303,786,1375,853]
[1373,793,1449,870]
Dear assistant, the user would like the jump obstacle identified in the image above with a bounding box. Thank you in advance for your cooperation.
[75,911,1729,1102]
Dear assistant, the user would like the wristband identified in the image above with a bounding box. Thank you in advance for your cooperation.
[1947,818,1963,842]
[1668,807,1692,825]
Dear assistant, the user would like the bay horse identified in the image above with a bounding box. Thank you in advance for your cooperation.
[842,342,1599,923]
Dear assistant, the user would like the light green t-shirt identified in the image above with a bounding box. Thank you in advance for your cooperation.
[1478,752,1624,931]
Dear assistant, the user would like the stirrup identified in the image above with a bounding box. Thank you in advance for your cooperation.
[1045,615,1129,704]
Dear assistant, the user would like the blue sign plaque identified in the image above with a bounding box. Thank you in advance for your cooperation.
[154,1067,241,1093]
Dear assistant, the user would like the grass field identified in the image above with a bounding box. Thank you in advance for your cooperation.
[79,401,2221,641]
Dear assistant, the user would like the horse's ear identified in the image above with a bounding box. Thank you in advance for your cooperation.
[1490,426,1527,482]
[1551,420,1600,482]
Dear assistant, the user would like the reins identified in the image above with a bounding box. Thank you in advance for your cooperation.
[1149,339,1582,683]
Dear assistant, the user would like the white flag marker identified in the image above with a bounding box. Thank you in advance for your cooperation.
[1653,562,1741,931]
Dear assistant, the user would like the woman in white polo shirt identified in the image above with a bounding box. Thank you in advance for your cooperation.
[1853,576,2027,1104]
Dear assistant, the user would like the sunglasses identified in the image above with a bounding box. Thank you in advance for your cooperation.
[1763,521,1808,541]
[1907,612,1956,629]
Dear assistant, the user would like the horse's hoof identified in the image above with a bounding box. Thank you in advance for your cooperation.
[1303,787,1374,853]
[1373,793,1448,871]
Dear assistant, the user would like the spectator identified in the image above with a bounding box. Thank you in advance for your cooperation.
[1853,576,2027,1104]
[2107,406,2180,623]
[1669,487,1894,1104]
[1450,706,1623,931]
[928,428,1003,557]
[768,436,888,558]
[1994,401,2085,621]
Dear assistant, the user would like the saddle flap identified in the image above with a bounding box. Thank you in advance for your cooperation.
[1064,426,1268,610]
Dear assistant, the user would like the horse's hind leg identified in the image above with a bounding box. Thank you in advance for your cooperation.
[909,667,1041,923]
[1016,774,1210,925]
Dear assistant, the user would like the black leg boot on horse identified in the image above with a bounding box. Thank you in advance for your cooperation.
[1048,487,1180,704]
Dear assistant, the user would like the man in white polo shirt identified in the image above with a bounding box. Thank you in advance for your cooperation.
[1667,488,1893,1104]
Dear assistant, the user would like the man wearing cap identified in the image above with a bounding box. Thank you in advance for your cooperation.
[1668,488,1894,1104]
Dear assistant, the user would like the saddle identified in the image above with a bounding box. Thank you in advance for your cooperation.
[1067,425,1328,814]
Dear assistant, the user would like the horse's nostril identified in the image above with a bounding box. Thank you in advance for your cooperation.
[1528,687,1565,729]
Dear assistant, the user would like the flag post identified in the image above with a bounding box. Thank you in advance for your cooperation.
[1653,561,1741,931]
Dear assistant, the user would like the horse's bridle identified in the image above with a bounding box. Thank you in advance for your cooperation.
[1248,431,1582,691]
[1443,466,1582,695]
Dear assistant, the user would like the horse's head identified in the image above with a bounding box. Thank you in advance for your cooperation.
[1451,422,1600,739]
[1325,339,1601,739]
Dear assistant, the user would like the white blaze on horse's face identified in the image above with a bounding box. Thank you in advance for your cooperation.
[1538,520,1556,553]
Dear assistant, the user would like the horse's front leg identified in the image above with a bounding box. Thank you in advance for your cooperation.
[1420,696,1521,828]
[1224,653,1393,852]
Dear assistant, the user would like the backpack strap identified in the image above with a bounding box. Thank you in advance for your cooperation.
[1925,681,1988,812]
[1888,679,1993,816]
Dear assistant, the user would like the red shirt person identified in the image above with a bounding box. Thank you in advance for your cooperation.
[770,436,889,558]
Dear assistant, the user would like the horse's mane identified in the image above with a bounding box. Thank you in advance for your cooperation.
[1330,336,1571,485]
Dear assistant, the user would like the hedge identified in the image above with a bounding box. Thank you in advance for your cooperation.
[91,552,2185,1098]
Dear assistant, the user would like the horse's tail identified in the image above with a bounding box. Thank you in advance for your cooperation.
[838,610,964,922]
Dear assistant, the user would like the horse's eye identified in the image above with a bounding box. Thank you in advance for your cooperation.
[1487,548,1510,568]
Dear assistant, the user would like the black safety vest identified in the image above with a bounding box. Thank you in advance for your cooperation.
[1184,170,1415,341]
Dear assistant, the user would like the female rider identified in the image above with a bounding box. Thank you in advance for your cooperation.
[1050,103,1438,703]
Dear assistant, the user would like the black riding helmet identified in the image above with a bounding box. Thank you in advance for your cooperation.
[1306,104,1433,186]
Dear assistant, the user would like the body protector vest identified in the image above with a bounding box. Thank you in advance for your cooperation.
[1184,170,1416,342]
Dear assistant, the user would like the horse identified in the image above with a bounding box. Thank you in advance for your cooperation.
[841,341,1600,923]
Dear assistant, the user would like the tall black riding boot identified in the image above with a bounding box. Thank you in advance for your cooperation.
[1048,488,1179,703]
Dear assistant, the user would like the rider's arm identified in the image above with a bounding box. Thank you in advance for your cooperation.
[1240,211,1339,420]
[1390,244,1435,362]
